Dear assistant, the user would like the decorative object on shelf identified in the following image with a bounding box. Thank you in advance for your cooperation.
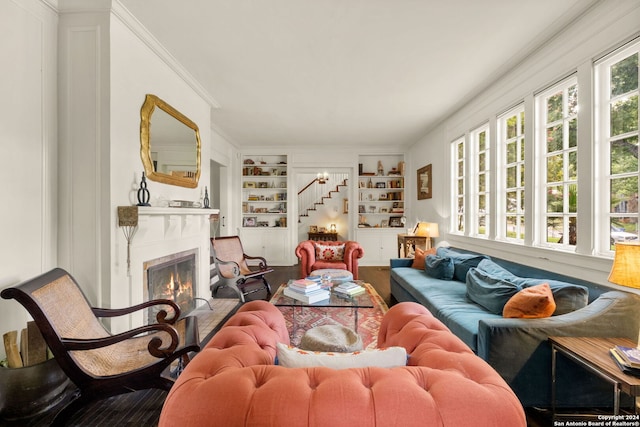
[329,224,337,233]
[117,206,138,275]
[417,164,432,200]
[243,217,257,227]
[136,172,151,206]
[168,200,201,208]
[389,216,403,227]
[309,225,318,233]
[203,186,210,208]
[377,160,384,176]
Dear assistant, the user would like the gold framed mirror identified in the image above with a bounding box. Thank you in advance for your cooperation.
[140,94,201,188]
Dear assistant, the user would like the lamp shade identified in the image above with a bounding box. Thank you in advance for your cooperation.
[609,243,640,289]
[414,222,439,237]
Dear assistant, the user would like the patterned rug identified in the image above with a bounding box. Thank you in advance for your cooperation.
[270,282,388,349]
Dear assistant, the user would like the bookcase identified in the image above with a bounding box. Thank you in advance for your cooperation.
[357,154,405,228]
[241,154,288,228]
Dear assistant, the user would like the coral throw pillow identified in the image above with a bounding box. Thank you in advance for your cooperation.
[503,283,556,318]
[411,247,437,270]
[315,243,345,261]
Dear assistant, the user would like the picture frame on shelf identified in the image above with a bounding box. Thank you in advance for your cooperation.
[417,164,432,200]
[389,216,403,227]
[375,182,386,188]
[380,207,389,213]
[243,182,256,188]
[378,193,388,200]
[359,205,365,213]
[257,221,269,227]
[381,219,389,227]
[309,225,318,233]
[243,216,257,227]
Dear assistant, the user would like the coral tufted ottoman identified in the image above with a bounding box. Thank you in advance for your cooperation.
[159,300,526,427]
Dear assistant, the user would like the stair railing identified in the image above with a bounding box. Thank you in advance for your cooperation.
[297,172,349,219]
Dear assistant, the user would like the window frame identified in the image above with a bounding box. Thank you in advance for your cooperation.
[497,104,526,243]
[534,75,579,250]
[595,41,640,255]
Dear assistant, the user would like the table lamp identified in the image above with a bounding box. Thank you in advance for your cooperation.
[414,222,439,249]
[608,242,640,346]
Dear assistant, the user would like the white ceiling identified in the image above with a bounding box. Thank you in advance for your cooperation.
[120,0,596,148]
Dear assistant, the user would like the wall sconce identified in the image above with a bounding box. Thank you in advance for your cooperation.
[317,172,329,184]
[414,222,440,249]
[117,206,139,275]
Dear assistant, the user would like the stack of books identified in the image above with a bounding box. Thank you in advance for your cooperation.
[284,279,330,304]
[333,282,366,297]
[609,345,640,376]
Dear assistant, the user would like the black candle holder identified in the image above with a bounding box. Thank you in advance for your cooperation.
[137,172,151,206]
[203,186,210,209]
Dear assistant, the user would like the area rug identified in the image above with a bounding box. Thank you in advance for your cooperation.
[270,283,388,349]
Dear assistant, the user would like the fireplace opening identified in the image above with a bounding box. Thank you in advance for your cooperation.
[144,250,197,324]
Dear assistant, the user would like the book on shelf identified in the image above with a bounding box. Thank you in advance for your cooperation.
[613,345,640,368]
[283,287,330,304]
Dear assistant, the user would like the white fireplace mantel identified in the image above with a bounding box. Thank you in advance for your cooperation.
[138,207,219,216]
[111,207,219,333]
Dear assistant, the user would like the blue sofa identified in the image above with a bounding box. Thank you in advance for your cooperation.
[390,247,640,408]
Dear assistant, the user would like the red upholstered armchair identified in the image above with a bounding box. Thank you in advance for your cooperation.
[295,240,364,279]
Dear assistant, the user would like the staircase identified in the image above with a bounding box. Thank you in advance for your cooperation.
[298,172,349,223]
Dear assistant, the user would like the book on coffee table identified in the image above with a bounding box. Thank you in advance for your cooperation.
[283,286,330,304]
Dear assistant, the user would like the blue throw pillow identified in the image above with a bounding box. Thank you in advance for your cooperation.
[511,277,588,315]
[466,268,522,314]
[424,255,454,280]
[475,259,519,282]
[437,247,489,282]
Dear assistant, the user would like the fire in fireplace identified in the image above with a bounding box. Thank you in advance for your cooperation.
[144,250,197,324]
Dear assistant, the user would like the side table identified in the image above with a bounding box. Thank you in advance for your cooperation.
[308,232,338,241]
[397,234,428,258]
[549,336,640,416]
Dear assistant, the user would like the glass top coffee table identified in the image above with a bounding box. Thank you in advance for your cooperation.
[270,280,375,336]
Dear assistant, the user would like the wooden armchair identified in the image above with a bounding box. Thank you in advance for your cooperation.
[210,236,273,302]
[0,268,200,426]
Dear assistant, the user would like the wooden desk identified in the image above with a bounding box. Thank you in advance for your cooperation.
[308,232,338,241]
[549,336,640,416]
[397,234,428,257]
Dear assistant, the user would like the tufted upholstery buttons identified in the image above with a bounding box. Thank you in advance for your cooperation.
[159,300,526,427]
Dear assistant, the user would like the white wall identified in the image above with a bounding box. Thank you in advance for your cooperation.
[408,0,640,286]
[109,12,212,323]
[0,0,58,360]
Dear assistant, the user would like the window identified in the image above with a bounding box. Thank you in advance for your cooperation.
[536,77,578,247]
[498,105,525,242]
[471,125,490,237]
[452,137,465,234]
[596,42,640,251]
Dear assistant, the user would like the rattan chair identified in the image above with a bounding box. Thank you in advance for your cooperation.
[0,268,200,426]
[210,236,273,302]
